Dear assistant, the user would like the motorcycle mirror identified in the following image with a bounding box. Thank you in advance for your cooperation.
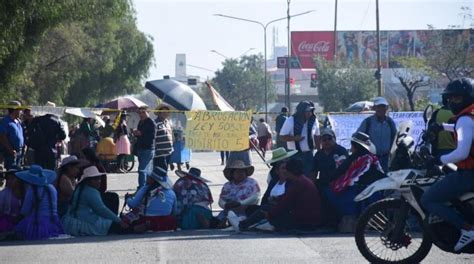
[423,105,434,123]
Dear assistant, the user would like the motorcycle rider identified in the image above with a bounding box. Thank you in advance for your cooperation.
[421,77,474,252]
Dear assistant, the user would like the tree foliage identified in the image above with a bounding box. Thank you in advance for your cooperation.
[314,56,377,112]
[392,56,433,111]
[211,55,275,111]
[0,0,153,106]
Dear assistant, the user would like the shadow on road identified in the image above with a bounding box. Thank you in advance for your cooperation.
[0,229,355,247]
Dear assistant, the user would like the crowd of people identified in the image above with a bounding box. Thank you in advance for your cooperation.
[0,77,473,252]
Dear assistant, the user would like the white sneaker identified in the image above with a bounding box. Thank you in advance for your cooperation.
[227,211,241,232]
[454,229,474,252]
[254,221,275,231]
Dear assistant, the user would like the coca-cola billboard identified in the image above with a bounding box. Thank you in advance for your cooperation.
[292,31,335,69]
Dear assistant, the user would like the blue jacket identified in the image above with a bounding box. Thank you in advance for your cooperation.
[126,185,176,216]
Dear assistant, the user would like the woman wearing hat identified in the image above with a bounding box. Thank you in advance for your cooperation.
[14,165,64,240]
[173,168,213,230]
[0,167,23,237]
[323,132,384,232]
[216,160,260,226]
[123,166,177,232]
[228,148,297,232]
[56,155,82,217]
[62,166,128,236]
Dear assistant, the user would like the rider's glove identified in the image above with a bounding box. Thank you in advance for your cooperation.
[425,155,442,169]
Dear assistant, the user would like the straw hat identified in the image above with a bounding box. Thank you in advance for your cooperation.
[77,166,105,184]
[351,132,376,154]
[176,167,210,183]
[15,165,56,186]
[223,160,255,181]
[264,147,298,165]
[156,103,173,111]
[149,166,173,189]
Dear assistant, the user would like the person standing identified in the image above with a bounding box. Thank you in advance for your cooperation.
[279,101,321,176]
[275,107,288,149]
[153,104,173,172]
[357,97,397,172]
[0,101,24,169]
[114,112,131,173]
[133,106,156,188]
[257,118,273,158]
[31,112,67,170]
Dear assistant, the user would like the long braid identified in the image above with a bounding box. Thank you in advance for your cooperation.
[32,186,40,225]
[71,183,85,218]
[46,185,54,222]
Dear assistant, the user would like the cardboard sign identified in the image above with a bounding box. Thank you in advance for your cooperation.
[184,111,252,151]
[327,112,425,149]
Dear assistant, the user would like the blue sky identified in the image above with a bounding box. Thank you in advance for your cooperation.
[133,0,473,80]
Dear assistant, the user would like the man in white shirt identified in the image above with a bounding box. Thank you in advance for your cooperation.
[279,101,320,176]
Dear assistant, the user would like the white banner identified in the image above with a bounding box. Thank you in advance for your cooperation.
[327,112,425,149]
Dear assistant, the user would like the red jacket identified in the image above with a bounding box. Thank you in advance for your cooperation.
[268,176,321,228]
[451,104,474,169]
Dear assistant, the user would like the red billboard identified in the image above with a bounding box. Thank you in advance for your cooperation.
[291,31,335,69]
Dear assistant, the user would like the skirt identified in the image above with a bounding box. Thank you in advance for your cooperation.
[0,215,16,233]
[178,205,212,230]
[115,135,131,155]
[134,215,177,232]
[258,136,272,151]
[15,215,64,240]
[61,214,113,236]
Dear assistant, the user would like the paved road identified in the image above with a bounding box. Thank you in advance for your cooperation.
[0,152,472,263]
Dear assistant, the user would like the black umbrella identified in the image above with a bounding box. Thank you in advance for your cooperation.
[145,79,207,111]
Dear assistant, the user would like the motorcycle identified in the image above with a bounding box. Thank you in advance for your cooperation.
[353,105,474,264]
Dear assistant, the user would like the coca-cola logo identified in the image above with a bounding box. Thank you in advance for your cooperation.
[297,41,331,53]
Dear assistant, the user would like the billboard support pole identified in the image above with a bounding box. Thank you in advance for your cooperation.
[376,0,383,96]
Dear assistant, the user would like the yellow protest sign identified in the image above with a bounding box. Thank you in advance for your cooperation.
[184,111,252,151]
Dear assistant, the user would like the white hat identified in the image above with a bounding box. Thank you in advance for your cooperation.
[373,97,389,106]
[77,166,105,184]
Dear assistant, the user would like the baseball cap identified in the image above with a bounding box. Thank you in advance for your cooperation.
[373,97,389,106]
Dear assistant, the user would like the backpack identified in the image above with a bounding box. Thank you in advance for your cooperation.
[26,117,46,151]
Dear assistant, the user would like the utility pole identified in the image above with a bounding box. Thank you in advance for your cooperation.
[286,0,291,111]
[375,0,383,96]
[333,0,338,60]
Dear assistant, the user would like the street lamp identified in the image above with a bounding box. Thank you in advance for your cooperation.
[210,49,229,60]
[210,48,256,60]
[214,10,314,122]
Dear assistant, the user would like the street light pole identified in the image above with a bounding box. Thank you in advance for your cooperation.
[210,50,229,60]
[214,10,314,122]
[286,0,291,111]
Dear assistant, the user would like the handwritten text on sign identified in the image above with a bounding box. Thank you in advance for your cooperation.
[327,112,425,149]
[184,111,252,151]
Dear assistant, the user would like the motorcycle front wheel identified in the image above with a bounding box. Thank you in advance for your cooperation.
[355,198,433,264]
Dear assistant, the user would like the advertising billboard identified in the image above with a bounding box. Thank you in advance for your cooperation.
[292,29,472,69]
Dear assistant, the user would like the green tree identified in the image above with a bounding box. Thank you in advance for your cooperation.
[314,56,377,112]
[0,0,153,106]
[392,56,433,111]
[212,55,275,111]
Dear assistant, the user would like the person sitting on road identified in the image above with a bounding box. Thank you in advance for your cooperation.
[123,166,177,233]
[14,165,64,240]
[228,148,297,232]
[173,167,213,230]
[62,166,128,236]
[311,128,348,230]
[323,132,384,232]
[215,160,260,227]
[55,155,82,217]
[0,167,23,238]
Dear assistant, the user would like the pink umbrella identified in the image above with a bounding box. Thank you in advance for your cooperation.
[102,97,148,110]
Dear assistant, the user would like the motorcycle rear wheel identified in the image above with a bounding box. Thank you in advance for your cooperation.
[355,198,433,264]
